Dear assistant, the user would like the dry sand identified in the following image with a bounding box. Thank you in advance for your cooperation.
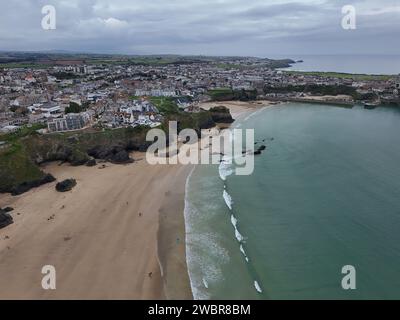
[200,100,277,120]
[0,157,191,299]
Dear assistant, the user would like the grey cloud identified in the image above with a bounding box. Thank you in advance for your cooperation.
[0,0,398,56]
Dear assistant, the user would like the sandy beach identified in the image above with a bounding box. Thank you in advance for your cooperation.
[0,156,192,299]
[0,100,265,300]
[200,100,277,120]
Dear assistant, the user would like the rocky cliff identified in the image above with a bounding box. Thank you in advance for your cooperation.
[0,109,233,195]
[209,106,235,123]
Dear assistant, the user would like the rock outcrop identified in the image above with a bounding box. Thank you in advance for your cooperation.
[0,113,221,195]
[209,106,235,124]
[252,145,267,156]
[11,174,56,196]
[85,158,97,167]
[56,179,77,192]
[0,208,13,229]
[87,145,133,164]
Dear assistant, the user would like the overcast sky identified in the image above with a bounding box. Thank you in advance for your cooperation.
[1,0,399,56]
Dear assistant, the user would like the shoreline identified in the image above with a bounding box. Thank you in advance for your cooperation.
[159,100,268,299]
[183,100,271,299]
[200,100,278,120]
[157,164,194,300]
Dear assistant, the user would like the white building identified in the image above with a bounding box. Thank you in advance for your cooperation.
[0,125,19,133]
[47,112,92,132]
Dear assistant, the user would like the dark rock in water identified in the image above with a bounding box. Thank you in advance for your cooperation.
[56,179,77,192]
[11,174,56,196]
[251,145,267,156]
[0,208,13,229]
[86,158,97,167]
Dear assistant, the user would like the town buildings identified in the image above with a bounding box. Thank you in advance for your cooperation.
[0,58,399,135]
[47,112,92,132]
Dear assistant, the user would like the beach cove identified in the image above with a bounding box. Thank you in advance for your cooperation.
[0,155,192,299]
[0,101,262,299]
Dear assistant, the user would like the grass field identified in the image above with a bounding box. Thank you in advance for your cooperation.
[0,63,52,69]
[148,97,180,114]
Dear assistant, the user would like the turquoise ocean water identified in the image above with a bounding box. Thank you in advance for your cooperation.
[185,103,400,299]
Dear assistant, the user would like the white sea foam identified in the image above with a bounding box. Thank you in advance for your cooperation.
[235,228,244,242]
[186,231,229,300]
[230,214,237,227]
[231,214,245,243]
[254,281,263,293]
[240,244,249,262]
[185,168,231,300]
[184,167,203,299]
[219,162,233,181]
[202,278,209,289]
[243,107,268,122]
[218,129,234,181]
[223,189,233,210]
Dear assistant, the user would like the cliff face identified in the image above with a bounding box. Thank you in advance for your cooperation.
[22,126,150,166]
[162,110,216,137]
[0,126,150,195]
[0,109,234,195]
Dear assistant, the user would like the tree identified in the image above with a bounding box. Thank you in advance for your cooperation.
[65,102,82,114]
